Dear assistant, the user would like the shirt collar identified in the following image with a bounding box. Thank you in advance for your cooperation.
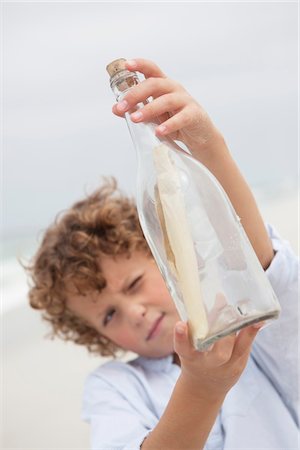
[131,354,178,373]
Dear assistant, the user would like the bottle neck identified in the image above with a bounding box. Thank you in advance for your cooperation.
[109,68,167,162]
[109,69,186,160]
[110,69,139,101]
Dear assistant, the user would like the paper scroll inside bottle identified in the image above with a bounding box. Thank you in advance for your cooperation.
[153,143,209,343]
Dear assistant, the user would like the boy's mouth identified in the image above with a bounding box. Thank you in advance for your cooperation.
[146,313,165,341]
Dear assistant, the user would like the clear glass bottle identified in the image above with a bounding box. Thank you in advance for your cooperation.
[106,58,281,351]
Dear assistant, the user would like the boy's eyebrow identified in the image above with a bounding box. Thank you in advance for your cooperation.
[96,274,139,320]
[107,271,142,294]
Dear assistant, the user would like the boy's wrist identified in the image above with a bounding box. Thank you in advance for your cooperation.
[178,371,227,404]
[188,130,229,163]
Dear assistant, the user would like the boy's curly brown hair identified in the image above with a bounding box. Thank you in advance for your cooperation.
[27,178,150,357]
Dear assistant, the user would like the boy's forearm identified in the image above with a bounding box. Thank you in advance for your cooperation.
[141,322,261,450]
[190,134,274,270]
[142,374,225,450]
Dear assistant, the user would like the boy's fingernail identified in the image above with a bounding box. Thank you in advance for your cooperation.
[206,343,215,352]
[126,59,137,68]
[117,100,128,112]
[253,321,265,330]
[131,111,143,121]
[157,125,167,134]
[175,323,185,335]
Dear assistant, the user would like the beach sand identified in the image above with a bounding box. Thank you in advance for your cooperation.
[2,191,298,449]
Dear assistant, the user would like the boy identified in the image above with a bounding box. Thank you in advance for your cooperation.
[28,59,298,449]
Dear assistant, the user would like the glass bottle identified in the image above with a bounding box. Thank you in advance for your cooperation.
[106,58,280,351]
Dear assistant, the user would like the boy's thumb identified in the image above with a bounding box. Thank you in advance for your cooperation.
[173,321,190,358]
[175,322,186,336]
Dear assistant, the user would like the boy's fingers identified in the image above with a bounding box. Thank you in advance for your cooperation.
[125,58,167,79]
[112,78,175,118]
[207,334,236,364]
[130,93,184,124]
[112,103,125,117]
[155,108,191,137]
[231,325,261,362]
[118,77,179,112]
[173,321,193,360]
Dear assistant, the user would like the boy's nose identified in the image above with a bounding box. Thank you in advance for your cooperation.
[126,302,146,326]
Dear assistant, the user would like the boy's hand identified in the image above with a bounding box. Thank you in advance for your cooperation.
[174,321,263,402]
[111,58,224,157]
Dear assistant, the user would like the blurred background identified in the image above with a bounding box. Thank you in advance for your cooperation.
[2,1,298,449]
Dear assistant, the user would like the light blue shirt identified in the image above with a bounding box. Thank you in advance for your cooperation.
[82,225,299,449]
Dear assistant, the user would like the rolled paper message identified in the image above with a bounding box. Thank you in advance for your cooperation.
[153,143,209,342]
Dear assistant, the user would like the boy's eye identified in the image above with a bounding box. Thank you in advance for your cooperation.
[128,275,143,291]
[103,308,116,326]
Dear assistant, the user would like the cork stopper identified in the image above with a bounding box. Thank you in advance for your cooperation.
[106,58,127,78]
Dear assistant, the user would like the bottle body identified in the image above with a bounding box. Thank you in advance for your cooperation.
[107,61,281,350]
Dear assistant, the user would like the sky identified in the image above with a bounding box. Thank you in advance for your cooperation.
[3,1,298,239]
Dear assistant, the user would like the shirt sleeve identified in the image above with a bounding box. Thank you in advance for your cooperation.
[251,224,299,425]
[81,364,157,450]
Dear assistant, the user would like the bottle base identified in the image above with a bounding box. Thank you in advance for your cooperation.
[195,310,280,351]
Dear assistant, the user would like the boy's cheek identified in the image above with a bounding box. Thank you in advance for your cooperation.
[108,329,137,350]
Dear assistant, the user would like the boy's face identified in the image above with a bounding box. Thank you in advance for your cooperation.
[67,252,180,358]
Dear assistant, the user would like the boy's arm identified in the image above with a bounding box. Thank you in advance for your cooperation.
[142,376,224,450]
[195,138,274,270]
[114,58,273,269]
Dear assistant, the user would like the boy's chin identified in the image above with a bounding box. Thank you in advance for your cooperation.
[142,344,175,359]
